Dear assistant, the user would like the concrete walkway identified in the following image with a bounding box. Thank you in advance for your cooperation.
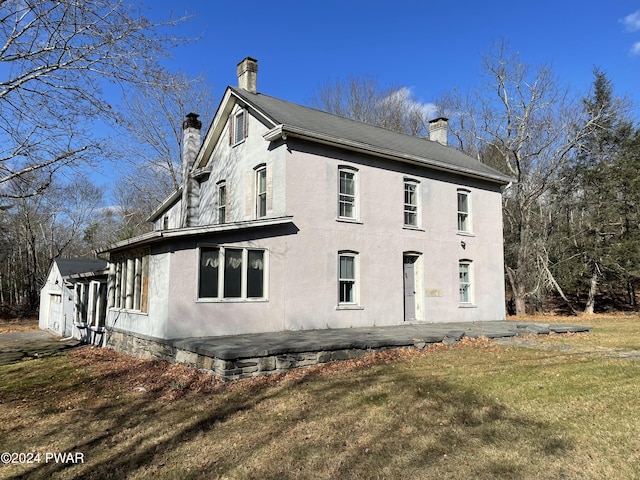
[172,320,591,363]
[0,330,81,366]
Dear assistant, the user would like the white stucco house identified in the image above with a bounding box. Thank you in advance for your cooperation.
[98,57,512,349]
[39,258,108,341]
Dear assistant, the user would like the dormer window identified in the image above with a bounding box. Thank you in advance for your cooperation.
[231,109,247,145]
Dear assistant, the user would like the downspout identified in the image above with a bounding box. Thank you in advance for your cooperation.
[60,314,74,341]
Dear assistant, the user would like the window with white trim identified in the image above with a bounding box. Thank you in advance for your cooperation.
[404,179,419,227]
[218,181,227,224]
[459,260,472,304]
[110,249,149,312]
[457,189,471,232]
[338,251,358,304]
[230,109,247,145]
[256,166,267,218]
[338,167,357,219]
[199,246,267,301]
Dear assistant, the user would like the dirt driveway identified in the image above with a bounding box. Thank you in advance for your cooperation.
[0,330,81,366]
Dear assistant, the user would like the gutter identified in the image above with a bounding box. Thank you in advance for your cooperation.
[264,124,514,185]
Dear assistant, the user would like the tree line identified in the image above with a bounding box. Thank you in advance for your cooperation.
[0,3,637,317]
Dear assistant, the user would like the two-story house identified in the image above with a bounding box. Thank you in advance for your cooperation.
[99,57,512,350]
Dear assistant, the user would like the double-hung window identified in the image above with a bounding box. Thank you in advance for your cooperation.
[218,181,227,224]
[199,246,267,301]
[338,167,357,220]
[256,166,267,218]
[459,260,472,304]
[338,251,358,305]
[404,180,419,227]
[457,189,471,232]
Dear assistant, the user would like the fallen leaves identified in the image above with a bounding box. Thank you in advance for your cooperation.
[67,338,503,401]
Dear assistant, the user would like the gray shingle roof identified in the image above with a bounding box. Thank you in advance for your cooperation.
[230,87,513,184]
[56,258,108,277]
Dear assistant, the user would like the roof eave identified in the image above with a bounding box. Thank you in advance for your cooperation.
[99,216,296,255]
[147,187,183,222]
[264,125,513,185]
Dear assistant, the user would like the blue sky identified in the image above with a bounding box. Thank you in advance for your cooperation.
[150,0,640,116]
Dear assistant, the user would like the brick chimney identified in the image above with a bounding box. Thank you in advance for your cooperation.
[237,57,258,93]
[181,112,202,227]
[429,117,448,146]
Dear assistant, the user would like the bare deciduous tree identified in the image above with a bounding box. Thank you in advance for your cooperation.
[312,77,437,137]
[0,173,103,312]
[439,41,604,315]
[104,72,215,239]
[0,0,189,200]
[113,72,214,207]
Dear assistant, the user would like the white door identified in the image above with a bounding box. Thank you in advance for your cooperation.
[403,255,417,321]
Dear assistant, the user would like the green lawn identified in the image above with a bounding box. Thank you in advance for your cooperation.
[1,316,640,479]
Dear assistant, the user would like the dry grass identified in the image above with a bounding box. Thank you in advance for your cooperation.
[1,316,640,479]
[0,317,38,334]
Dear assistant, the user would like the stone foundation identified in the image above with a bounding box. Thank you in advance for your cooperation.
[103,321,591,382]
[106,329,176,363]
[105,329,373,381]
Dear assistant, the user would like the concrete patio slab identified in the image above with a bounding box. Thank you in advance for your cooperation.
[160,321,590,380]
[0,330,82,366]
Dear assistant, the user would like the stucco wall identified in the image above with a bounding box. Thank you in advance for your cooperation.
[154,198,182,230]
[198,105,286,226]
[162,228,292,338]
[281,140,506,327]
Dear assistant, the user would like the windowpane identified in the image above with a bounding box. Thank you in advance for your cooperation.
[340,281,354,303]
[340,172,354,195]
[256,168,267,218]
[459,262,471,303]
[458,191,469,231]
[199,248,219,298]
[339,254,356,303]
[218,184,226,223]
[404,182,418,226]
[457,192,468,212]
[224,249,243,298]
[234,111,245,144]
[338,170,356,219]
[340,256,354,279]
[247,250,265,298]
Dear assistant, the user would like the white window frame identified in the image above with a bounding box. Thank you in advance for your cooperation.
[231,109,247,145]
[198,246,268,302]
[255,166,267,218]
[217,181,227,224]
[457,189,471,233]
[459,260,473,304]
[338,167,358,220]
[338,251,359,306]
[404,179,419,227]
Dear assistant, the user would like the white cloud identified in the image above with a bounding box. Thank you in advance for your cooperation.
[621,10,640,31]
[384,87,438,120]
[631,41,640,56]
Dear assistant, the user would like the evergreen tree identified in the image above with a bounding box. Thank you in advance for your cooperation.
[550,70,639,312]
